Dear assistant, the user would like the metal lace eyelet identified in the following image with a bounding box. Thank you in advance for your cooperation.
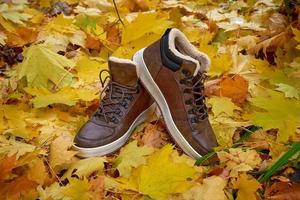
[180,79,185,84]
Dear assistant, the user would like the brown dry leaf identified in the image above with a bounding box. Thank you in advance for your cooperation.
[0,175,38,200]
[0,155,16,181]
[265,182,300,200]
[86,34,102,51]
[139,122,169,149]
[89,176,105,200]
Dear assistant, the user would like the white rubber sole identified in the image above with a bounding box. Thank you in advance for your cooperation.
[133,48,201,159]
[73,103,156,158]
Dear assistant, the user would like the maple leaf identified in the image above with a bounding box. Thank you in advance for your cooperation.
[232,173,261,200]
[114,140,154,178]
[208,96,241,116]
[182,176,228,200]
[27,158,48,185]
[0,136,36,159]
[275,83,300,99]
[37,182,64,200]
[250,90,300,142]
[63,157,106,180]
[121,12,173,45]
[208,53,232,77]
[119,144,197,199]
[0,3,32,25]
[89,176,105,200]
[217,148,262,177]
[63,178,91,200]
[0,104,33,139]
[49,135,77,172]
[24,87,98,108]
[0,175,38,200]
[0,155,16,181]
[17,44,75,88]
[75,54,105,83]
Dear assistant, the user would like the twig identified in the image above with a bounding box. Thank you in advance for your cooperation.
[112,0,124,25]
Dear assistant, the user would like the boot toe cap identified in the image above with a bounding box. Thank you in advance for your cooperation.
[74,121,114,148]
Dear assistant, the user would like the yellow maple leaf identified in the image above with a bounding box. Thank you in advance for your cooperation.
[182,176,228,200]
[119,144,197,200]
[62,157,106,180]
[49,135,77,172]
[232,173,261,200]
[121,12,173,45]
[27,158,48,185]
[208,96,241,116]
[114,140,154,178]
[25,87,98,108]
[63,178,91,200]
[76,55,105,83]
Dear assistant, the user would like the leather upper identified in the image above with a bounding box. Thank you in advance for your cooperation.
[142,34,218,155]
[74,59,153,148]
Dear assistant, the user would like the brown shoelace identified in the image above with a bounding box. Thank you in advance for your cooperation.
[181,69,208,123]
[93,69,138,124]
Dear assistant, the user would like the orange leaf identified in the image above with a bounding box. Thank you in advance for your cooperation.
[220,75,248,104]
[86,34,102,51]
[0,156,16,181]
[6,27,37,46]
[89,176,104,200]
[265,182,300,200]
[0,176,37,200]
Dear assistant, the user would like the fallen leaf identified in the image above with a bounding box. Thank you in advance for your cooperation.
[0,137,36,159]
[49,135,77,172]
[89,176,105,200]
[0,155,16,181]
[62,157,106,180]
[0,175,38,200]
[114,140,154,178]
[17,44,75,88]
[232,173,261,200]
[119,144,197,199]
[217,148,262,177]
[208,96,241,116]
[250,90,300,142]
[63,178,91,200]
[220,75,248,104]
[182,176,228,200]
[265,182,300,200]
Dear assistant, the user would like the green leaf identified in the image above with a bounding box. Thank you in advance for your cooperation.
[250,90,300,142]
[17,44,75,88]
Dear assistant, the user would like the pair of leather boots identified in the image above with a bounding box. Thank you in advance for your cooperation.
[73,28,218,158]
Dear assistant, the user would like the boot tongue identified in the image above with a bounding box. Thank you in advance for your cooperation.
[108,57,138,87]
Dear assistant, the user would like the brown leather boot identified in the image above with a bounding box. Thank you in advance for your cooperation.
[73,57,154,157]
[133,28,217,158]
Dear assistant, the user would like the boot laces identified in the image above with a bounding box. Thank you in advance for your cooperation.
[93,69,138,124]
[181,69,208,123]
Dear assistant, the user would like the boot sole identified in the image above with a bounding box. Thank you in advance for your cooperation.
[73,103,156,158]
[133,48,201,159]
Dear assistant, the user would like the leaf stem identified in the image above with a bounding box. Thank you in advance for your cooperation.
[112,0,124,25]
